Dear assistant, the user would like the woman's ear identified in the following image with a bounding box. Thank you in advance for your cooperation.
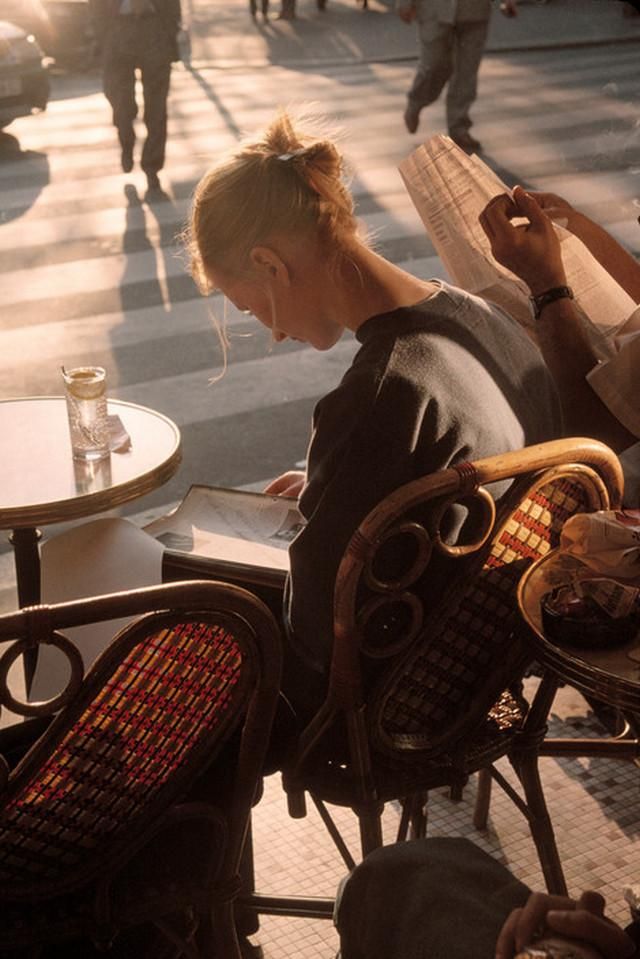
[250,246,291,285]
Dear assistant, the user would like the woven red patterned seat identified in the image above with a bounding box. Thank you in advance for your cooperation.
[276,439,622,908]
[0,580,282,959]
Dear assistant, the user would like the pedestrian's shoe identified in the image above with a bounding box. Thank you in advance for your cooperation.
[121,144,134,173]
[403,102,421,134]
[450,131,482,153]
[146,171,161,192]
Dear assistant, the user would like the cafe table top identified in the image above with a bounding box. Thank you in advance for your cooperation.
[518,549,640,714]
[0,396,182,529]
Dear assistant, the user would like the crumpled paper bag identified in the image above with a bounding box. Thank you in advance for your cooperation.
[560,509,640,581]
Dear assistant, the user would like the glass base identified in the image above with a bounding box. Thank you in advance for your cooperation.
[72,447,110,463]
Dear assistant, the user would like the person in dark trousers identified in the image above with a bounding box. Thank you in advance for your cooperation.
[250,0,269,19]
[335,837,638,959]
[396,0,517,151]
[89,0,181,194]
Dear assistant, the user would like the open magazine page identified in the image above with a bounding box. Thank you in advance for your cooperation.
[399,135,636,353]
[145,485,305,572]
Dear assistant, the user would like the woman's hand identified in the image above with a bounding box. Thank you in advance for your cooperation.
[495,890,636,959]
[263,470,306,498]
[479,185,567,295]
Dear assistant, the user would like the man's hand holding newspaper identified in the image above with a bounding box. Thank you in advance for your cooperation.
[479,186,567,295]
[398,135,638,360]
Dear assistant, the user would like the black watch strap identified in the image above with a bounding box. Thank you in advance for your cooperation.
[530,285,574,320]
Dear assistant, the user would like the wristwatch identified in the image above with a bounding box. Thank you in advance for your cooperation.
[529,285,574,320]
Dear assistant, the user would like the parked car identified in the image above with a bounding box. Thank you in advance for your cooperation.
[0,20,49,129]
[0,0,92,68]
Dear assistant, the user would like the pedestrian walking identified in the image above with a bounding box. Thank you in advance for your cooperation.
[396,0,517,152]
[89,0,182,194]
[250,0,269,18]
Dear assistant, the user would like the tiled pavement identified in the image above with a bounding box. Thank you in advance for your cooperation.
[251,678,639,957]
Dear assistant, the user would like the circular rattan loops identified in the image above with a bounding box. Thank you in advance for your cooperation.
[0,632,84,717]
[357,591,424,659]
[432,486,496,557]
[364,521,432,592]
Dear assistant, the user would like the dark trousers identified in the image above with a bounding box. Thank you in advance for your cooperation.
[337,837,531,959]
[103,16,173,174]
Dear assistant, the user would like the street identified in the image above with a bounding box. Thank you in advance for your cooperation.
[0,0,639,610]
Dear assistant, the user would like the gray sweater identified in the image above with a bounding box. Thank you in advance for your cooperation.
[285,281,562,699]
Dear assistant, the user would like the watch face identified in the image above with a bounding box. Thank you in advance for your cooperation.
[530,286,574,321]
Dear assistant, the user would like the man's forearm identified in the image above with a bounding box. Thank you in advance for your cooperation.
[536,298,636,451]
[563,211,640,303]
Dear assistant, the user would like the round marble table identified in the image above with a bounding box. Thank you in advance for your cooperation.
[518,550,640,714]
[0,396,182,608]
[518,550,640,769]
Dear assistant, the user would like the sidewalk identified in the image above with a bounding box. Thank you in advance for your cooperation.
[186,0,640,70]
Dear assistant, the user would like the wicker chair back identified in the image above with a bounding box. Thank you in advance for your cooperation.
[329,442,621,767]
[373,467,607,759]
[0,581,281,906]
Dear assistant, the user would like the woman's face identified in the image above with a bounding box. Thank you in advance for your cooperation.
[207,244,345,351]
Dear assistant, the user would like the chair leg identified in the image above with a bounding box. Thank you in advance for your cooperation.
[396,797,411,842]
[235,816,260,938]
[516,747,567,895]
[311,794,357,870]
[408,792,428,840]
[507,670,567,895]
[473,767,492,830]
[154,915,202,959]
[356,800,385,857]
[210,902,243,959]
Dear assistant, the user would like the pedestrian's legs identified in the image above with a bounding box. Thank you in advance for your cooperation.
[408,17,453,110]
[103,47,137,157]
[139,57,172,176]
[446,18,490,139]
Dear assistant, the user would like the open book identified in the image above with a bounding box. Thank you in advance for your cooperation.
[145,485,305,587]
[398,136,638,360]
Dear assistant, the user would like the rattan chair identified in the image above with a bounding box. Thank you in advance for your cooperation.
[270,438,622,911]
[0,580,282,959]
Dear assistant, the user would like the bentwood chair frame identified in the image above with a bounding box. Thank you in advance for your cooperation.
[0,580,282,959]
[249,439,623,919]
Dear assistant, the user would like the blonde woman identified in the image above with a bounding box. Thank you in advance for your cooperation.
[185,113,561,720]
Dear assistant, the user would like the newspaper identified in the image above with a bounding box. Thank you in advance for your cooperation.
[145,485,305,574]
[398,135,638,360]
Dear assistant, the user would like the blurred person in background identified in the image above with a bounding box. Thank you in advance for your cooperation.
[396,0,517,151]
[89,0,182,195]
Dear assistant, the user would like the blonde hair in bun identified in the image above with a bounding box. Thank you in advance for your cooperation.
[186,110,365,292]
